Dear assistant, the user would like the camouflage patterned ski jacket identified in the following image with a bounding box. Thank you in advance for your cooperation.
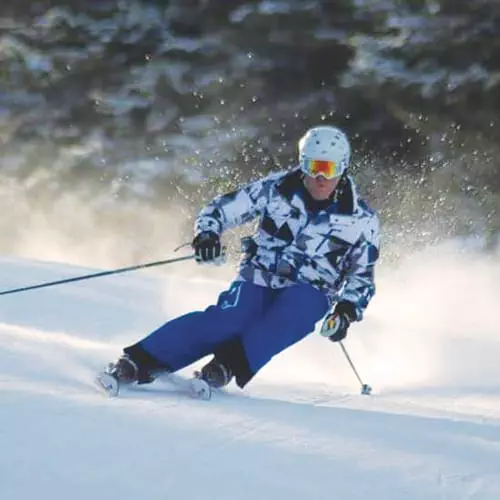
[195,168,380,320]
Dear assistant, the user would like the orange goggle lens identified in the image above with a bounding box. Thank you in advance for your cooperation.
[303,159,340,179]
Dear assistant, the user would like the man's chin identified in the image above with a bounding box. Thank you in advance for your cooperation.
[312,192,331,201]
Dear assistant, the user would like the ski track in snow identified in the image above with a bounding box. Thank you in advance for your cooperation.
[1,250,500,500]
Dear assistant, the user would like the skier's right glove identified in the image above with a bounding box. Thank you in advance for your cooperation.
[319,301,357,342]
[192,231,222,263]
[320,313,350,342]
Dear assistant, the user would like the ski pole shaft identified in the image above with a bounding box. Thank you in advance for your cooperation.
[0,254,195,297]
[339,341,372,396]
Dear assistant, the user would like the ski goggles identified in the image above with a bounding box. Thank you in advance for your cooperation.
[301,159,341,179]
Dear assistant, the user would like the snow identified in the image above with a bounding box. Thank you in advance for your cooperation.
[1,245,500,500]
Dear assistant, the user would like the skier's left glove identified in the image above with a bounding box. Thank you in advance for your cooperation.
[192,231,222,263]
[320,301,357,342]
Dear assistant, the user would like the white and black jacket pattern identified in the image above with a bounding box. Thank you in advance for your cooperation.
[195,168,380,320]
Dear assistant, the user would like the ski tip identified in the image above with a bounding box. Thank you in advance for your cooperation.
[95,372,119,397]
[189,377,212,400]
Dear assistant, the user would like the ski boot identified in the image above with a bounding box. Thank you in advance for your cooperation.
[96,354,155,397]
[190,358,234,400]
[199,358,234,389]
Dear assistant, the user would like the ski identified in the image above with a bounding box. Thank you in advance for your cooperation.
[186,375,212,400]
[94,371,212,400]
[95,371,120,397]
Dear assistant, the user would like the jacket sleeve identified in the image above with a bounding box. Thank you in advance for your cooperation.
[194,173,280,236]
[339,210,380,321]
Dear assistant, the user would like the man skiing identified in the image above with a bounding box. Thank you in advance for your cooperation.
[102,125,380,395]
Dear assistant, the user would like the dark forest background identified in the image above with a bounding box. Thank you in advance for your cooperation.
[1,0,499,266]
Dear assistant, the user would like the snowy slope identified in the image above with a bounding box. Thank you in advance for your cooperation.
[1,246,500,500]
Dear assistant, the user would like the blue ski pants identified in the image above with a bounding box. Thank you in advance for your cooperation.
[137,281,329,387]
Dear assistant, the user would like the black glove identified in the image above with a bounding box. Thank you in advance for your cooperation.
[320,301,356,342]
[192,231,222,263]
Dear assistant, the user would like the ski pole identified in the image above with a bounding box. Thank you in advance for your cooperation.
[339,340,372,395]
[0,254,195,297]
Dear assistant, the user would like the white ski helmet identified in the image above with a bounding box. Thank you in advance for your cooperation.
[298,125,351,178]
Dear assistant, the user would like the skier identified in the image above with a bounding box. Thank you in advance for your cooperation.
[102,125,380,394]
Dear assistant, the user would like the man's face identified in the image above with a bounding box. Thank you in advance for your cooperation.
[303,174,341,201]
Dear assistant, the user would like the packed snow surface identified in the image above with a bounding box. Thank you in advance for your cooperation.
[1,244,500,500]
